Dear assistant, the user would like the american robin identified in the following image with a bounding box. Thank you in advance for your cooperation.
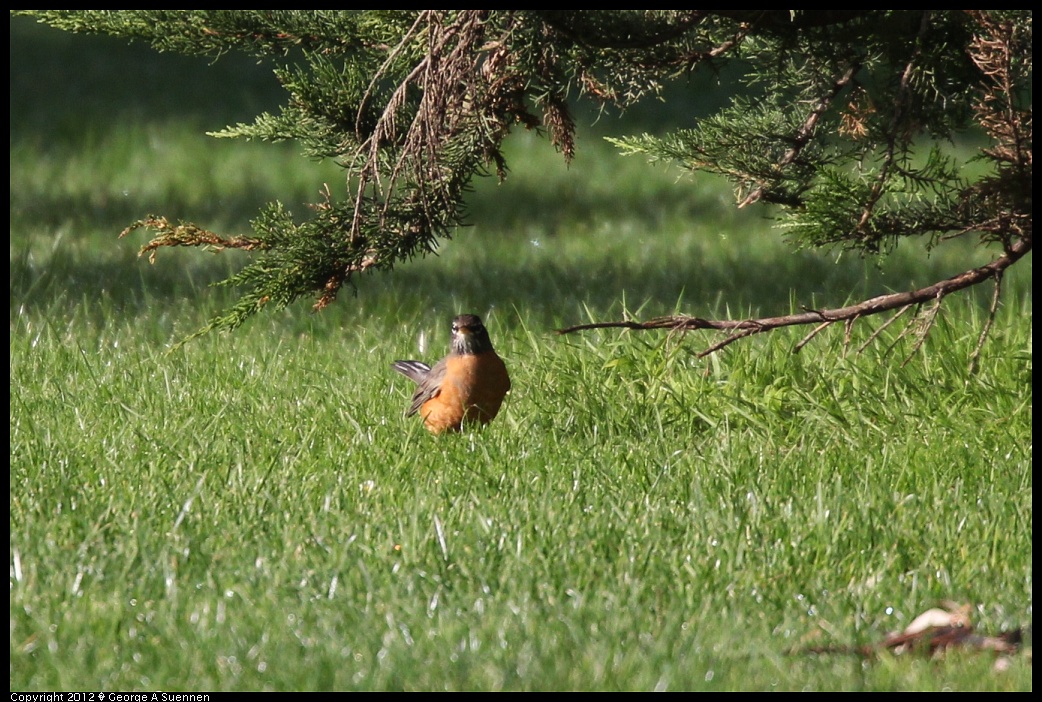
[391,314,511,434]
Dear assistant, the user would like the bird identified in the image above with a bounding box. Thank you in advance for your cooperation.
[391,314,511,434]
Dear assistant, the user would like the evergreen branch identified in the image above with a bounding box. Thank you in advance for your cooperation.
[850,11,933,238]
[533,11,708,51]
[737,61,860,208]
[18,10,1030,349]
[963,11,1033,250]
[12,10,369,57]
[854,19,920,220]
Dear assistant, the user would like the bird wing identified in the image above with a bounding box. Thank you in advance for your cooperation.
[406,358,448,416]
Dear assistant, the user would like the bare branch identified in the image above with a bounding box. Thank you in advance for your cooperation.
[901,295,942,366]
[842,316,856,354]
[856,304,912,354]
[556,237,1031,357]
[881,305,923,360]
[795,321,833,353]
[698,327,764,358]
[968,273,1003,375]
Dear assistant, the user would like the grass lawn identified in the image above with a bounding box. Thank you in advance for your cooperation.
[9,17,1032,691]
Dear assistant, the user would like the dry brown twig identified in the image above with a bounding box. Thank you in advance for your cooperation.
[119,217,268,264]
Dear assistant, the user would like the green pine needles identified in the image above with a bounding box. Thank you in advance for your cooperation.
[14,10,1032,349]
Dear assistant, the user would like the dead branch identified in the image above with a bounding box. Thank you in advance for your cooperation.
[880,304,923,360]
[120,216,268,264]
[901,295,942,366]
[555,236,1031,358]
[855,304,911,354]
[968,272,1004,375]
[794,321,831,353]
[351,11,492,242]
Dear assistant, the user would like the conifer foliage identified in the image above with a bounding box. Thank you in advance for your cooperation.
[16,11,1032,350]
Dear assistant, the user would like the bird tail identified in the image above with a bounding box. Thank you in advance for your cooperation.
[391,360,431,384]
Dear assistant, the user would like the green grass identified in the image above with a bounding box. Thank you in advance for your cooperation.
[9,17,1032,691]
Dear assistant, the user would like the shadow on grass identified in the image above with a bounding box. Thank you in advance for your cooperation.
[10,18,285,143]
[358,236,1023,329]
[12,230,1021,339]
[9,152,299,237]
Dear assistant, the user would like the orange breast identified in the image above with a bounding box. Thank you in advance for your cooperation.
[420,352,510,433]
